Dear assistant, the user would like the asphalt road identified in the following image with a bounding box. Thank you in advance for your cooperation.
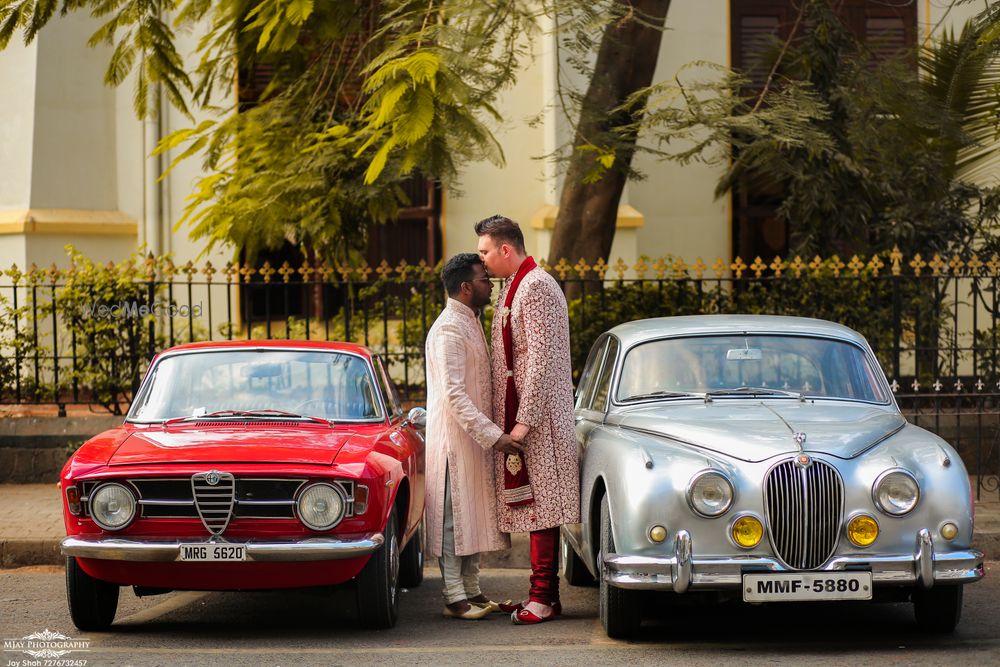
[2,564,999,666]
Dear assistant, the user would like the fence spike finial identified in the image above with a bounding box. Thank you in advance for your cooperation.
[691,257,706,279]
[671,257,687,279]
[967,254,984,275]
[554,257,572,280]
[928,254,946,276]
[633,258,649,279]
[278,261,294,283]
[593,257,609,279]
[652,256,667,279]
[949,254,965,275]
[988,254,1000,277]
[890,246,903,276]
[867,254,884,277]
[574,257,591,279]
[910,253,926,277]
[712,257,726,279]
[769,256,785,277]
[847,254,864,277]
[731,256,747,279]
[789,255,806,278]
[612,258,628,280]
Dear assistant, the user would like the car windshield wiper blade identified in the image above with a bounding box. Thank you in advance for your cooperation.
[164,409,333,426]
[621,390,708,402]
[706,387,804,400]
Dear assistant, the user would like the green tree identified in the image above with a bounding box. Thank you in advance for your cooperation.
[708,0,1000,258]
[0,0,855,267]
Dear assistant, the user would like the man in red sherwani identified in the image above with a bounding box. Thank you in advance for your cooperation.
[476,215,581,624]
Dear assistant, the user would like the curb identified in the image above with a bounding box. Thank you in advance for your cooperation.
[1,539,63,569]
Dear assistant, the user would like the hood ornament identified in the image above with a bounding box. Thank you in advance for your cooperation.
[793,432,807,447]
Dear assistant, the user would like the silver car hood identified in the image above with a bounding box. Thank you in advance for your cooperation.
[610,401,906,463]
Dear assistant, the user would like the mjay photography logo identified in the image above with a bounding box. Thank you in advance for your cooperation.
[82,300,202,319]
[4,628,89,664]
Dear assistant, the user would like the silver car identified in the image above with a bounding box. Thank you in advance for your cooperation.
[562,315,984,637]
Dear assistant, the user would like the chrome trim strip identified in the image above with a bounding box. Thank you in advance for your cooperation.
[602,546,984,591]
[61,533,385,562]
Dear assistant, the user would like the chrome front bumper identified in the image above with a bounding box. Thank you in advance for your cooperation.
[603,529,985,592]
[61,532,384,563]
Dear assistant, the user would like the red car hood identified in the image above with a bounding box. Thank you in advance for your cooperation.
[109,426,357,466]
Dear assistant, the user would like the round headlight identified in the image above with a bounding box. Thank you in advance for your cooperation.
[848,514,879,547]
[687,471,734,517]
[874,470,920,516]
[731,515,764,548]
[297,483,346,531]
[89,483,136,531]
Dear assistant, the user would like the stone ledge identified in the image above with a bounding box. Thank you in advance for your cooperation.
[1,539,63,568]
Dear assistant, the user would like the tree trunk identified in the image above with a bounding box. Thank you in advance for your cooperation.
[547,0,671,275]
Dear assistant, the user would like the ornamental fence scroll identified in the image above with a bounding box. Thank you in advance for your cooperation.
[0,246,997,497]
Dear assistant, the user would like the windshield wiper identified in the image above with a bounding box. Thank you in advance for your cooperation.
[621,390,708,402]
[706,387,804,400]
[164,409,334,426]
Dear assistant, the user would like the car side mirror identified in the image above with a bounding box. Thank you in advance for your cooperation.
[405,406,427,430]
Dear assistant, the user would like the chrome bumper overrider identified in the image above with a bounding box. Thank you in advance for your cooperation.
[61,533,384,562]
[603,529,985,593]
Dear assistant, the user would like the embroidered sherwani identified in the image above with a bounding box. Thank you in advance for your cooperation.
[491,266,580,533]
[425,299,510,558]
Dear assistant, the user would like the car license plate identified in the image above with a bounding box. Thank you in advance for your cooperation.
[179,543,246,562]
[743,572,872,602]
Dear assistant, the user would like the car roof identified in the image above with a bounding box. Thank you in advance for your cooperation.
[157,339,375,359]
[607,315,870,349]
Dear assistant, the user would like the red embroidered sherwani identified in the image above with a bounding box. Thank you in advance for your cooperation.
[490,266,580,533]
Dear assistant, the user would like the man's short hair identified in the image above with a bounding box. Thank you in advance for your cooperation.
[441,253,483,296]
[474,214,525,253]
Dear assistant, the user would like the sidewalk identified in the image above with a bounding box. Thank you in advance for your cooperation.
[1,483,997,568]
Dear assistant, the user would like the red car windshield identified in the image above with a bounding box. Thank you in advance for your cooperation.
[128,349,384,423]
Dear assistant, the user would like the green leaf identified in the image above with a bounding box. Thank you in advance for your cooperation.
[394,85,435,146]
[364,136,397,185]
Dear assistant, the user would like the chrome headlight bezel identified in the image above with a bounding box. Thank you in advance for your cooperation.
[873,469,920,516]
[89,482,137,531]
[296,482,348,531]
[686,470,735,518]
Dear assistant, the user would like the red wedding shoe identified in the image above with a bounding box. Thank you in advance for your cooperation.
[497,600,562,615]
[511,604,559,625]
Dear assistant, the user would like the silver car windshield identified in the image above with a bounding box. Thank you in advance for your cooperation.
[128,350,384,422]
[616,335,889,404]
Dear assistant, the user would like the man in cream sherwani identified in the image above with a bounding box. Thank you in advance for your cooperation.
[425,253,524,620]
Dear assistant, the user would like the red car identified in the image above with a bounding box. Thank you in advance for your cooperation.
[59,340,426,630]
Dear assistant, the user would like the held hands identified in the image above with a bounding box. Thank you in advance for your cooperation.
[493,433,526,455]
[510,422,530,443]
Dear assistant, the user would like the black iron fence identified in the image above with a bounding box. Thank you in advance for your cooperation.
[1,248,998,498]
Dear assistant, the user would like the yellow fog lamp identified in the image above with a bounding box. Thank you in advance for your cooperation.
[847,514,879,547]
[940,522,959,541]
[731,515,764,548]
[648,525,668,543]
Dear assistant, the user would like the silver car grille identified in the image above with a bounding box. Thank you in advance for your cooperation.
[191,471,236,535]
[764,459,843,570]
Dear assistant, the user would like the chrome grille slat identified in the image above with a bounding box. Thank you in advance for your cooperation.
[764,459,843,570]
[191,472,235,535]
[123,477,331,521]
